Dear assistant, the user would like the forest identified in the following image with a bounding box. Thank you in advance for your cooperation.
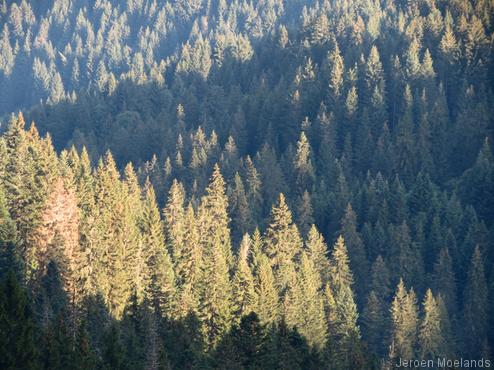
[0,0,493,369]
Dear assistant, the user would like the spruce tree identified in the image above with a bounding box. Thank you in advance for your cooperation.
[340,204,368,302]
[463,246,489,357]
[362,290,386,356]
[418,289,443,360]
[232,234,257,320]
[197,167,234,346]
[141,184,176,317]
[0,272,39,370]
[305,225,330,285]
[432,248,457,315]
[198,164,233,270]
[295,252,327,350]
[264,193,302,294]
[255,255,279,326]
[390,279,418,360]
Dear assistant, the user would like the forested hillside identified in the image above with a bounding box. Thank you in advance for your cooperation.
[0,0,493,369]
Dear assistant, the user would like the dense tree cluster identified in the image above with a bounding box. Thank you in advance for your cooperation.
[0,0,493,368]
[0,113,493,368]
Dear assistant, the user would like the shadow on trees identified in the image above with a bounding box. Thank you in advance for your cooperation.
[0,257,332,370]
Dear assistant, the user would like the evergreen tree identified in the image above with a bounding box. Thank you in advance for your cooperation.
[389,279,418,361]
[463,246,489,357]
[255,255,279,326]
[0,272,39,370]
[294,252,327,350]
[141,184,176,317]
[305,225,330,285]
[418,289,443,360]
[432,248,457,315]
[198,164,233,269]
[232,234,257,320]
[264,193,302,294]
[362,291,386,356]
[340,204,368,302]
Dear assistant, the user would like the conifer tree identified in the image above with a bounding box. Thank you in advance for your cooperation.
[163,180,186,283]
[243,156,263,224]
[229,173,253,243]
[294,132,315,191]
[255,255,279,326]
[198,164,233,269]
[295,190,314,238]
[0,272,39,369]
[264,194,302,294]
[390,279,418,360]
[175,203,202,317]
[294,252,327,350]
[328,42,344,102]
[198,167,234,346]
[232,234,257,320]
[370,255,392,301]
[198,233,233,347]
[0,184,18,276]
[325,283,361,368]
[328,236,353,293]
[141,184,176,317]
[419,289,443,360]
[362,290,386,356]
[326,236,361,367]
[463,246,489,356]
[340,204,368,301]
[432,248,457,315]
[305,225,330,285]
